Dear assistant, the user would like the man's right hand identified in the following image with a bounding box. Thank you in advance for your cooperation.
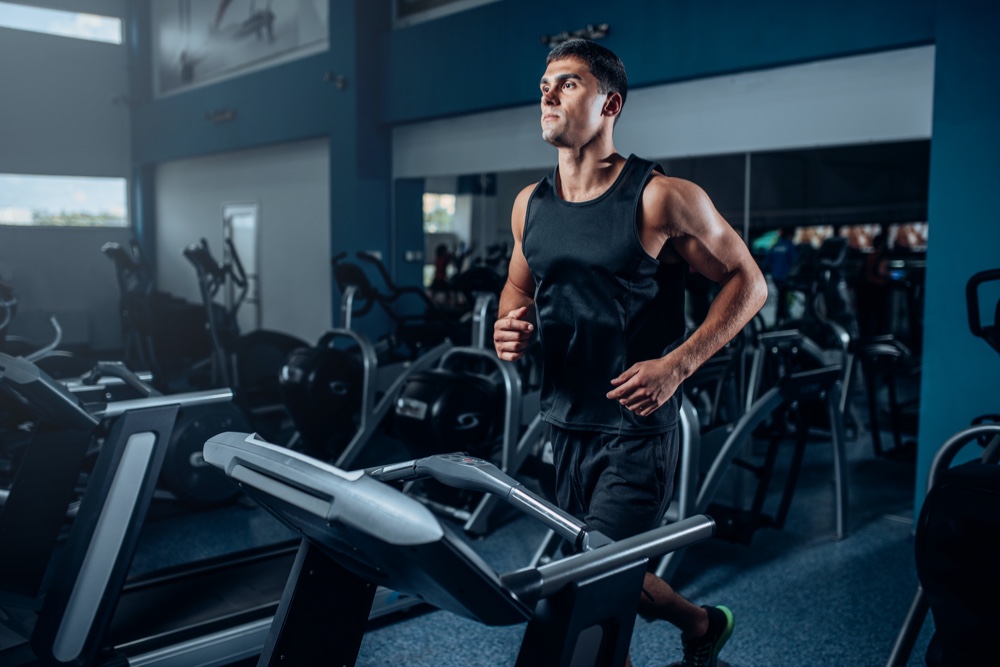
[494,306,534,361]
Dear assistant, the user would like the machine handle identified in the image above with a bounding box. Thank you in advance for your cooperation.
[966,268,1000,339]
[82,361,161,398]
[368,453,599,551]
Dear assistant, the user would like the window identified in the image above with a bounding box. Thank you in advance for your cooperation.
[423,193,456,233]
[0,174,128,227]
[0,1,122,44]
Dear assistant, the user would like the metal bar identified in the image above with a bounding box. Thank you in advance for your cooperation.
[885,587,929,667]
[98,388,233,419]
[530,516,714,599]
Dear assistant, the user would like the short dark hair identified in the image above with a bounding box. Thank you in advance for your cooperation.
[546,39,628,108]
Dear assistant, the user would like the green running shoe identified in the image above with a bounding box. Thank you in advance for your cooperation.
[669,605,734,667]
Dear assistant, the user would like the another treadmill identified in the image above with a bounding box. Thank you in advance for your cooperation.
[0,353,303,666]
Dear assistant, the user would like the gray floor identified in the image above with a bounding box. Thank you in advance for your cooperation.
[132,425,933,667]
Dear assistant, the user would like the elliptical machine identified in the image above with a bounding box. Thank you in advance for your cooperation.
[183,238,308,442]
[779,235,862,432]
[102,239,212,391]
[331,250,469,352]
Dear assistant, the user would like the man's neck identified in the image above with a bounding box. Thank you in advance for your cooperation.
[555,146,625,203]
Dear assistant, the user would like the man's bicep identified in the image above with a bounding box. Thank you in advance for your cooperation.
[506,183,538,297]
[506,242,535,297]
[666,184,754,284]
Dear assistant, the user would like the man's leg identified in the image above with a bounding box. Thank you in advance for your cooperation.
[550,426,735,666]
[638,572,735,667]
[638,571,709,637]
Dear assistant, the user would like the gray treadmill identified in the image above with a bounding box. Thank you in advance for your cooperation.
[0,352,303,666]
[203,431,716,666]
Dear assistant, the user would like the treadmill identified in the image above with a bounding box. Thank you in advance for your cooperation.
[0,353,305,666]
[202,432,716,666]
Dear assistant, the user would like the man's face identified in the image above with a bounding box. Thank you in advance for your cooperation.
[539,57,612,148]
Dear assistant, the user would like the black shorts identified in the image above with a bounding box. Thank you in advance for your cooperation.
[548,423,679,542]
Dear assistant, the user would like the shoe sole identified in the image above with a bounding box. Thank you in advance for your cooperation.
[711,605,735,666]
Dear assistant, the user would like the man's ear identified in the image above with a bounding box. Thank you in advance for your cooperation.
[603,92,623,118]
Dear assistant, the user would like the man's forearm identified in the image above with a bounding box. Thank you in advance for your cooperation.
[499,280,536,322]
[671,268,767,378]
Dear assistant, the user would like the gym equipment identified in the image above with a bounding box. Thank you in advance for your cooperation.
[0,352,416,667]
[656,349,848,578]
[279,258,455,465]
[751,316,859,440]
[0,351,243,507]
[886,267,1000,665]
[966,267,1000,354]
[704,331,849,538]
[391,293,545,535]
[779,236,862,429]
[858,335,920,459]
[183,238,308,440]
[0,281,97,379]
[885,423,1000,666]
[102,239,213,389]
[333,250,469,352]
[202,431,716,667]
[279,325,452,467]
[0,355,287,667]
[682,320,758,432]
[782,236,860,342]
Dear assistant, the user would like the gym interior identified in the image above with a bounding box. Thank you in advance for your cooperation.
[1,1,998,665]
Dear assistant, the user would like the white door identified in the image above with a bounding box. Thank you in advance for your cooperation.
[222,201,260,333]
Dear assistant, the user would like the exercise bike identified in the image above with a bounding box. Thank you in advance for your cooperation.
[886,267,1000,667]
[278,251,456,466]
[332,250,469,351]
[390,292,547,536]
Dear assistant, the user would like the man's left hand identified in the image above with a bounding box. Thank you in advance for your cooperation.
[607,357,682,417]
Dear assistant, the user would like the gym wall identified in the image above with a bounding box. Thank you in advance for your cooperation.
[154,138,332,344]
[0,0,130,350]
[392,47,934,180]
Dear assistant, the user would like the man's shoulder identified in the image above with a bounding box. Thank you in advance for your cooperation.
[642,171,709,210]
[515,179,546,208]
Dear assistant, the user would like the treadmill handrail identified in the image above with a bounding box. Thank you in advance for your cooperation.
[369,453,605,551]
[0,351,98,429]
[97,388,234,419]
[502,514,714,605]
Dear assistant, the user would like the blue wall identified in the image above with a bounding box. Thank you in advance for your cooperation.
[382,0,934,123]
[916,0,1000,504]
[128,0,392,340]
[130,0,1000,510]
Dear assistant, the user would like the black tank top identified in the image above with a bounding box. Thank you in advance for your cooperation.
[522,154,687,434]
